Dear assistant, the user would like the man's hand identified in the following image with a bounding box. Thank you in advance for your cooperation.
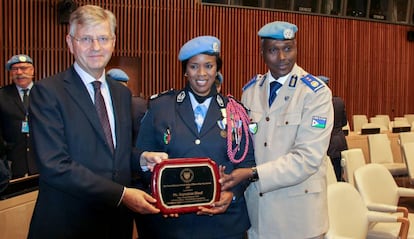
[122,187,160,214]
[219,166,253,191]
[140,151,168,171]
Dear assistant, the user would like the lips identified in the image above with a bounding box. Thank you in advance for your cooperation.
[194,79,208,86]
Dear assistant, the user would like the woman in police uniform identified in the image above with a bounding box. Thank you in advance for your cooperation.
[135,36,255,239]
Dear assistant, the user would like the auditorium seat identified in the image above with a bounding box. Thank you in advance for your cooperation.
[353,115,368,133]
[326,182,409,239]
[368,134,407,177]
[402,142,414,185]
[341,148,366,187]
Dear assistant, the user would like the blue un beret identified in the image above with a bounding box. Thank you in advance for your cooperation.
[258,21,298,40]
[107,68,129,82]
[178,36,220,61]
[6,54,33,71]
[317,75,330,84]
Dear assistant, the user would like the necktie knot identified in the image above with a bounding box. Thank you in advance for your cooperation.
[194,104,207,132]
[92,81,102,92]
[269,81,282,106]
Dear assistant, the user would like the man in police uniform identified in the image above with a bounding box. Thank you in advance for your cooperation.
[220,21,333,239]
[136,35,255,239]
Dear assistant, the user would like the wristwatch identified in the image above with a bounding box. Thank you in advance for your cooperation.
[249,167,259,182]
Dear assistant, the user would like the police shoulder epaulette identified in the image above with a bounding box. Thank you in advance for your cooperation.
[242,74,260,91]
[149,88,175,100]
[300,74,325,93]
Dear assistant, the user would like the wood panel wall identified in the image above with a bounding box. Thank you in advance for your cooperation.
[1,0,414,127]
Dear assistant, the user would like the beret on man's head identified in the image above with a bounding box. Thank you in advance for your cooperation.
[258,21,298,40]
[6,54,33,71]
[318,75,330,84]
[107,68,129,82]
[178,36,220,61]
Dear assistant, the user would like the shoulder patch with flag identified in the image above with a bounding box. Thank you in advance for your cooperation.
[311,116,327,128]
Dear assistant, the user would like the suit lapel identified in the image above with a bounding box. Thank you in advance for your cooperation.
[63,67,109,150]
[6,86,25,114]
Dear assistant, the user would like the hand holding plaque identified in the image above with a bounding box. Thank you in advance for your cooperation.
[151,157,221,214]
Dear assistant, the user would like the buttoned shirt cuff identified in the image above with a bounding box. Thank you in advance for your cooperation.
[140,151,150,172]
[117,187,126,207]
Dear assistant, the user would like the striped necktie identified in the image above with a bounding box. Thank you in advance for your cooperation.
[92,81,114,153]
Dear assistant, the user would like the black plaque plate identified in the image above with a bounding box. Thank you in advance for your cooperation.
[151,157,221,214]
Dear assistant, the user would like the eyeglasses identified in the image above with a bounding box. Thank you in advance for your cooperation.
[70,35,114,47]
[10,66,33,72]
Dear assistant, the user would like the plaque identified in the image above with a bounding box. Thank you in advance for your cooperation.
[151,157,221,214]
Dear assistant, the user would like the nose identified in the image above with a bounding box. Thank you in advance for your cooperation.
[91,39,102,50]
[278,51,287,60]
[198,66,208,76]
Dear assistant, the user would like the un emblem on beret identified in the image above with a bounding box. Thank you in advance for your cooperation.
[283,29,294,39]
[18,55,28,62]
[212,42,219,53]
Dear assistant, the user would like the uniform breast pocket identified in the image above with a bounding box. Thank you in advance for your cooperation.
[275,112,301,127]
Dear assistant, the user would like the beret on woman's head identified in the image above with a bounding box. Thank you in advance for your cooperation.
[178,36,220,61]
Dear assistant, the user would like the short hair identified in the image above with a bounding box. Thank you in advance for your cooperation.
[69,5,116,37]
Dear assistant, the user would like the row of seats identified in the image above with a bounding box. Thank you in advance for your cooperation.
[325,132,414,238]
[326,158,414,238]
[352,114,414,134]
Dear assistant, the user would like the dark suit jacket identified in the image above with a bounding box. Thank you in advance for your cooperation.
[136,89,255,239]
[28,66,137,239]
[0,84,37,178]
[131,96,147,145]
[327,96,348,159]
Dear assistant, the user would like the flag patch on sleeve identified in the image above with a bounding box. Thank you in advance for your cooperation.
[311,116,327,128]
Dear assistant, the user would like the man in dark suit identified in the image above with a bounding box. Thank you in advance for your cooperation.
[0,54,38,179]
[106,68,147,145]
[27,5,163,239]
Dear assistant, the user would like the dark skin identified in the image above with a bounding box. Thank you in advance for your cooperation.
[261,38,297,79]
[220,38,298,191]
[165,54,233,217]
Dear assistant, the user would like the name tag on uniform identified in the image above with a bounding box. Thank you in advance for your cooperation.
[21,121,29,133]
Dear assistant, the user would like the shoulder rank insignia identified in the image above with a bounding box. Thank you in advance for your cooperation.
[176,90,186,103]
[288,75,298,88]
[216,94,225,107]
[150,88,175,100]
[301,74,324,92]
[242,74,260,91]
